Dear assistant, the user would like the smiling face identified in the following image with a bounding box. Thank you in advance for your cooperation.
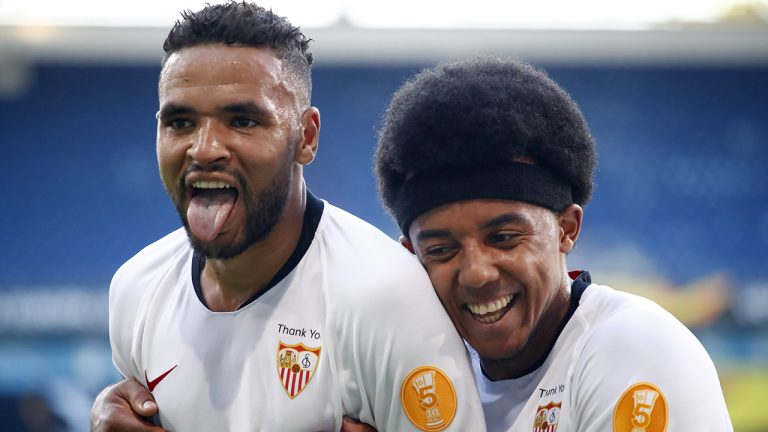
[408,199,582,379]
[156,44,317,259]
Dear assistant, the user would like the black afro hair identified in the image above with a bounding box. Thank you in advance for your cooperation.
[375,56,596,223]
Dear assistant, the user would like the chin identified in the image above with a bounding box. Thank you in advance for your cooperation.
[185,227,249,260]
[467,333,526,362]
[478,346,523,363]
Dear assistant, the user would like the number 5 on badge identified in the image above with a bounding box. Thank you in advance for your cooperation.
[401,366,458,431]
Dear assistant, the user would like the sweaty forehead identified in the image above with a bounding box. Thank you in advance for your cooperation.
[159,44,293,101]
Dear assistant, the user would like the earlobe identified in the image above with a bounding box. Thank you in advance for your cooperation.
[559,204,583,253]
[399,236,415,254]
[295,107,320,165]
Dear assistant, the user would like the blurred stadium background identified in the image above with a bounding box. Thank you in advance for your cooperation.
[1,0,767,430]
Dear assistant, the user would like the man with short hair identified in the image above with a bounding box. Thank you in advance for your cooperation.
[90,2,486,431]
[373,56,733,431]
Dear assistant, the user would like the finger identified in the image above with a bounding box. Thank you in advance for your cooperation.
[96,410,166,432]
[117,378,158,417]
[341,416,378,432]
[91,382,165,432]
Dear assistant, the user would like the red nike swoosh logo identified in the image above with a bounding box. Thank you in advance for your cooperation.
[145,365,177,392]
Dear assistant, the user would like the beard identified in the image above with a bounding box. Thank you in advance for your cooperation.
[173,151,294,260]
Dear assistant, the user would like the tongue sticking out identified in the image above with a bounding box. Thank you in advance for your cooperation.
[187,191,237,241]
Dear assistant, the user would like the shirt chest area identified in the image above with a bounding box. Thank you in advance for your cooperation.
[134,273,336,430]
[474,342,578,432]
[521,382,571,432]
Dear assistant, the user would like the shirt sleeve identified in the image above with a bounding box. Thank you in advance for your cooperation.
[327,253,487,432]
[570,305,733,432]
[109,230,188,382]
[108,262,143,380]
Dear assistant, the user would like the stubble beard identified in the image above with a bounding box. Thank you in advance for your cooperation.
[173,154,295,260]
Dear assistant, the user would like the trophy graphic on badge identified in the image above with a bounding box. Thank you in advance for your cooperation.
[401,366,457,431]
[631,389,659,432]
[613,382,668,432]
[411,370,445,429]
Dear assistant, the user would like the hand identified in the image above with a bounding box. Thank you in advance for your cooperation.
[90,378,166,431]
[341,416,377,432]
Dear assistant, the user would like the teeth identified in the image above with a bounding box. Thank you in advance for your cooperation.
[192,181,232,189]
[476,314,502,324]
[467,294,513,316]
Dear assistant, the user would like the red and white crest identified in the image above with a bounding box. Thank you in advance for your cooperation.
[533,401,561,432]
[276,341,321,399]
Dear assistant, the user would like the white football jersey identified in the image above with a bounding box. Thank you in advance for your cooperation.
[473,271,733,432]
[110,194,486,432]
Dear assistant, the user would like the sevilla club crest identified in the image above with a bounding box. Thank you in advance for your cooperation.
[533,401,561,432]
[276,342,321,399]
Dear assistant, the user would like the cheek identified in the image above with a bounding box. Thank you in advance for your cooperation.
[424,267,454,305]
[156,137,186,166]
[156,150,173,176]
[156,142,186,190]
[233,135,289,169]
[499,243,555,289]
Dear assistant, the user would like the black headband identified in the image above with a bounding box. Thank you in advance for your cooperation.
[393,162,573,235]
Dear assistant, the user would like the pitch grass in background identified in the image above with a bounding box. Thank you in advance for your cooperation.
[721,365,768,431]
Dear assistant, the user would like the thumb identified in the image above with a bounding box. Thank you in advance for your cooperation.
[120,378,158,417]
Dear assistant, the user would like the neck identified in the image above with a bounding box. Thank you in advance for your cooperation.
[481,274,572,381]
[201,180,307,312]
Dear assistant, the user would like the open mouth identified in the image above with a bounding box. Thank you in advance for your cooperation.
[465,293,518,324]
[190,180,238,198]
[186,180,240,241]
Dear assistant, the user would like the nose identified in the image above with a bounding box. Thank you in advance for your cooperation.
[187,119,230,164]
[457,245,500,289]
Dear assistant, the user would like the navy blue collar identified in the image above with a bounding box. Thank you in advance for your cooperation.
[482,270,591,380]
[191,191,324,310]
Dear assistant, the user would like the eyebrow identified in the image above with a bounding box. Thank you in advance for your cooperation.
[415,229,452,242]
[415,212,530,242]
[219,102,270,118]
[482,213,530,230]
[157,102,270,122]
[158,103,194,121]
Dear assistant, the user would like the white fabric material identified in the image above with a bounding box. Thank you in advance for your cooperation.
[473,283,733,432]
[110,202,486,431]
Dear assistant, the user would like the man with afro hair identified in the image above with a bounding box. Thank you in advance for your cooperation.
[371,57,733,431]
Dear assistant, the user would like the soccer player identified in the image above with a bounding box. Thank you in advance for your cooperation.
[373,57,733,431]
[89,2,486,431]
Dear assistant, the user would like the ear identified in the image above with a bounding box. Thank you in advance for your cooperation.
[295,107,320,165]
[399,235,415,254]
[558,204,583,254]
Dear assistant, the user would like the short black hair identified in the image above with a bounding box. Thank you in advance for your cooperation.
[162,1,313,104]
[375,56,596,233]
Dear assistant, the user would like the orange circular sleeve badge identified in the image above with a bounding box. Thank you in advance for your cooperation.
[400,366,457,431]
[613,382,668,432]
